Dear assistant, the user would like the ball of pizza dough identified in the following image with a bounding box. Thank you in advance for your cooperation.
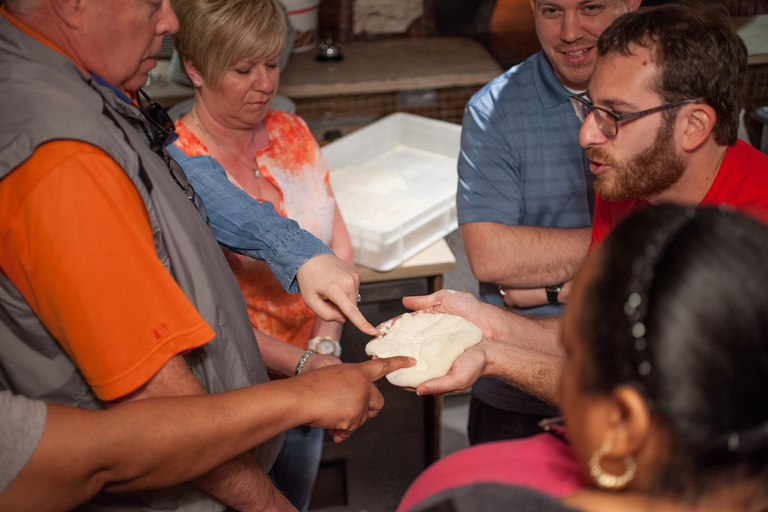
[365,312,482,388]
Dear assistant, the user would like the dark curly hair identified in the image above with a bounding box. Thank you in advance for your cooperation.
[597,3,747,146]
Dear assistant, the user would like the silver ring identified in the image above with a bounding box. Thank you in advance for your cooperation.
[499,286,506,297]
[357,294,362,303]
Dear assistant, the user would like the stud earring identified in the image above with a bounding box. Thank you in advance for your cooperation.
[195,81,201,87]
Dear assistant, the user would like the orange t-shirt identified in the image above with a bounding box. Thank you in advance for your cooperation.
[174,113,334,349]
[0,142,215,401]
[0,9,213,400]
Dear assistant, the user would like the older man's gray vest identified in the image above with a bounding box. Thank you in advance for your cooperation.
[0,16,281,511]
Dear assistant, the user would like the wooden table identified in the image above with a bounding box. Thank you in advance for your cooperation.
[357,238,456,287]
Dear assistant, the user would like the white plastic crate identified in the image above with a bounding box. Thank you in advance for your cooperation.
[325,113,461,271]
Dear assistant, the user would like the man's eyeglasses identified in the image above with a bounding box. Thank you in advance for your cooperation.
[569,93,700,138]
[137,88,177,152]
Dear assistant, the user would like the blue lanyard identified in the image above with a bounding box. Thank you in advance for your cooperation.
[90,73,134,105]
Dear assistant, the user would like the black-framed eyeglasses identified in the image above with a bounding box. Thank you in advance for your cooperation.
[569,93,700,138]
[137,88,177,152]
[161,151,210,225]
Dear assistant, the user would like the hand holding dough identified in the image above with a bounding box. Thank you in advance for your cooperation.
[365,313,482,388]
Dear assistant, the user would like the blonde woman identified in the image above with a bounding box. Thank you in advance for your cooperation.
[168,1,352,509]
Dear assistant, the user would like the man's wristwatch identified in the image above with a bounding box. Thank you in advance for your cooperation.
[307,336,342,357]
[545,283,564,305]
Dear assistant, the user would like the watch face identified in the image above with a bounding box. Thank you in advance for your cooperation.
[317,339,336,355]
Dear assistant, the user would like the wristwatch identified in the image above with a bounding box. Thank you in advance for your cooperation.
[307,336,342,357]
[545,283,564,305]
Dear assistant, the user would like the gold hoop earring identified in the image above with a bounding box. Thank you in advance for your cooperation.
[588,441,637,489]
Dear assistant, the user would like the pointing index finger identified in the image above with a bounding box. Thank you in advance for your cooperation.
[362,356,416,382]
[325,287,378,335]
[344,305,377,336]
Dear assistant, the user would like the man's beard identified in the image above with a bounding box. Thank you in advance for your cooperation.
[588,117,686,202]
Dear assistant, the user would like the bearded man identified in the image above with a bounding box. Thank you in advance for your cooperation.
[577,3,768,243]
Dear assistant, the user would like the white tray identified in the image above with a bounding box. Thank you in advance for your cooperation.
[325,113,461,271]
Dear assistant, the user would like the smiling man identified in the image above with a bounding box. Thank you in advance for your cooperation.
[456,0,639,444]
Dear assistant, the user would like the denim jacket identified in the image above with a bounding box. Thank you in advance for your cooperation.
[168,145,331,294]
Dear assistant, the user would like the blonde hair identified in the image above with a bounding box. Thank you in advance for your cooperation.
[172,0,286,89]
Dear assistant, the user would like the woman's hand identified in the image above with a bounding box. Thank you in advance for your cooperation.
[296,254,377,336]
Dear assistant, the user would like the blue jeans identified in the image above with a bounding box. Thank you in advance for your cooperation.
[269,426,324,512]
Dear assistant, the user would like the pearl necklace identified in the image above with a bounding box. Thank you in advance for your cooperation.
[190,109,262,178]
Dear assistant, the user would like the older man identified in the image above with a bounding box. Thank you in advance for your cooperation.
[457,0,639,443]
[0,1,407,511]
[395,4,768,506]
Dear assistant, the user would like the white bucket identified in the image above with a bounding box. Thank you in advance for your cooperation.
[283,0,321,53]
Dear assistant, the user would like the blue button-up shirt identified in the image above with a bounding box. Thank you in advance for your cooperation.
[457,51,593,413]
[458,50,593,309]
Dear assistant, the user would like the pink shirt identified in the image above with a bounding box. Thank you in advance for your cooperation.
[397,434,586,511]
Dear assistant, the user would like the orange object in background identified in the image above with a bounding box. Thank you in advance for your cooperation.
[489,0,540,67]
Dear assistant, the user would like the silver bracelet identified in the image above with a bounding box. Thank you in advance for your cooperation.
[294,350,314,376]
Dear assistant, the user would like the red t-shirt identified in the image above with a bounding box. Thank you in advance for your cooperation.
[591,140,768,247]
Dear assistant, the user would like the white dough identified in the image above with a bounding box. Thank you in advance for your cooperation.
[365,313,482,387]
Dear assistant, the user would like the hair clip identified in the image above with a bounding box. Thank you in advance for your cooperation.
[623,208,696,385]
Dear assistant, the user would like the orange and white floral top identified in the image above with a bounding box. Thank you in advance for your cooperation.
[175,110,335,349]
